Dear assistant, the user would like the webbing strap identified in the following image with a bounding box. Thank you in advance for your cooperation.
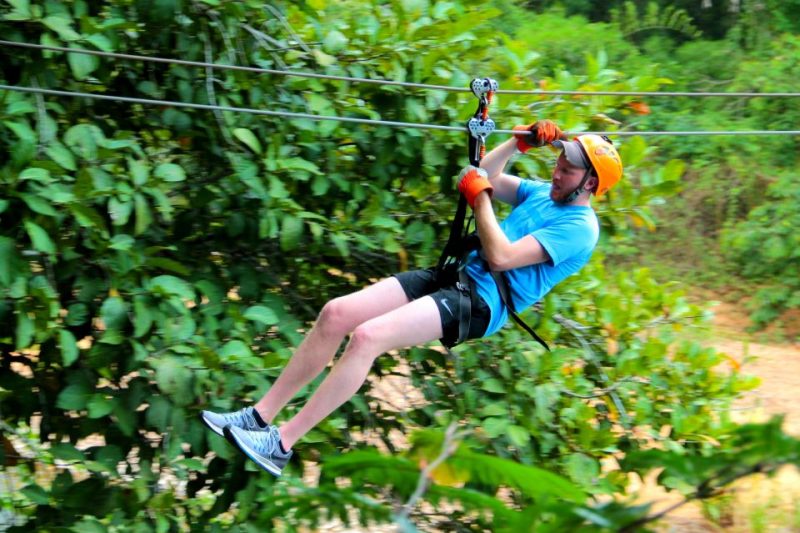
[489,270,551,352]
[456,269,472,345]
[438,80,492,273]
[437,195,468,272]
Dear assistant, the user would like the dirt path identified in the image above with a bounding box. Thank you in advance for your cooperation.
[711,299,800,435]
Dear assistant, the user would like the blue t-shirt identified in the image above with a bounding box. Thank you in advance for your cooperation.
[465,179,599,337]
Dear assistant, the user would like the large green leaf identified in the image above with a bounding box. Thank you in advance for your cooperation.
[64,124,102,160]
[59,329,79,366]
[322,30,348,53]
[243,305,279,326]
[23,220,56,255]
[3,120,35,143]
[5,0,31,19]
[134,193,153,235]
[15,311,34,350]
[100,296,128,331]
[45,142,77,171]
[68,203,109,236]
[154,163,186,182]
[109,234,135,251]
[506,425,530,448]
[233,128,263,154]
[150,275,195,301]
[129,158,150,186]
[20,193,58,216]
[21,484,50,506]
[87,394,116,419]
[19,168,52,183]
[108,197,133,226]
[450,451,587,503]
[219,340,253,360]
[0,237,17,286]
[146,395,172,431]
[42,15,81,40]
[50,443,84,462]
[68,47,100,80]
[133,296,154,338]
[280,215,304,251]
[85,34,114,52]
[56,383,92,410]
[152,357,194,406]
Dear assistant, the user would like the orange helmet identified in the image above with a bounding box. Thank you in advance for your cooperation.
[553,134,623,197]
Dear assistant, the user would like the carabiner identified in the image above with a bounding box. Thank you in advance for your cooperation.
[470,77,499,99]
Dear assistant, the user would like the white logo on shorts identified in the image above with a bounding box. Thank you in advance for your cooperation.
[441,298,454,316]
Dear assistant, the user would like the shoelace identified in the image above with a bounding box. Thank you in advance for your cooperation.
[249,426,281,455]
[229,408,260,430]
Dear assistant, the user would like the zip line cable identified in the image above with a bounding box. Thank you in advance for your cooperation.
[2,85,800,137]
[0,84,462,132]
[2,39,800,99]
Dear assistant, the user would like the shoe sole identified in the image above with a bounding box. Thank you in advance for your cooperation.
[200,413,240,448]
[199,412,226,437]
[225,426,283,477]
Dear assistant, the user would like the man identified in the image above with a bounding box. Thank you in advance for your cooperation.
[200,120,623,477]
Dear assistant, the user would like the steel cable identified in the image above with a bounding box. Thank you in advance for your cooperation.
[2,85,800,136]
[2,40,800,98]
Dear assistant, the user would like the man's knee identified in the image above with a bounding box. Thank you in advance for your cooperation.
[346,323,384,360]
[318,296,356,335]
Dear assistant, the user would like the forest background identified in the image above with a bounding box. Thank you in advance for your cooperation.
[1,0,799,531]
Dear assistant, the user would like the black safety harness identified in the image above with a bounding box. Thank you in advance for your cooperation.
[435,78,550,351]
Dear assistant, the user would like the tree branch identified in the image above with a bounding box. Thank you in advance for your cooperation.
[548,311,634,431]
[396,423,466,522]
[620,461,787,532]
[202,27,234,147]
[262,4,313,54]
[560,376,650,399]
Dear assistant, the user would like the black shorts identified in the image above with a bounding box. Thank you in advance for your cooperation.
[393,267,490,347]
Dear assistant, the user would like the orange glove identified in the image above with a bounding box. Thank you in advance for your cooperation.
[513,120,566,153]
[457,166,492,208]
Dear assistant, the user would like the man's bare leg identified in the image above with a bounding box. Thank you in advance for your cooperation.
[254,277,411,423]
[278,295,443,449]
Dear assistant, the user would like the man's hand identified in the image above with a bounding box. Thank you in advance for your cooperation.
[513,119,566,153]
[458,165,493,208]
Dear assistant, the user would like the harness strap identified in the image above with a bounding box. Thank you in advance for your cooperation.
[489,269,551,352]
[456,268,472,345]
[438,79,494,273]
[437,195,468,272]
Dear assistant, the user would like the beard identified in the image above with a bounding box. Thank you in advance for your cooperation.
[549,183,570,203]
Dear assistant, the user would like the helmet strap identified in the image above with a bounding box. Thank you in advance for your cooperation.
[560,168,593,204]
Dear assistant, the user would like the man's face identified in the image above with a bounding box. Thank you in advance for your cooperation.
[550,153,588,202]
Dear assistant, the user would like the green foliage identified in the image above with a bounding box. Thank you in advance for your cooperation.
[611,2,701,42]
[310,420,800,531]
[543,0,750,40]
[613,30,800,330]
[0,0,794,531]
[721,171,800,327]
[622,416,800,495]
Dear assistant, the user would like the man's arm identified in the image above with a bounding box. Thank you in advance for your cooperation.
[479,138,522,206]
[472,192,550,272]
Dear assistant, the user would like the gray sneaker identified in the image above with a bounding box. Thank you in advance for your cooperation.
[225,425,293,477]
[200,406,265,437]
